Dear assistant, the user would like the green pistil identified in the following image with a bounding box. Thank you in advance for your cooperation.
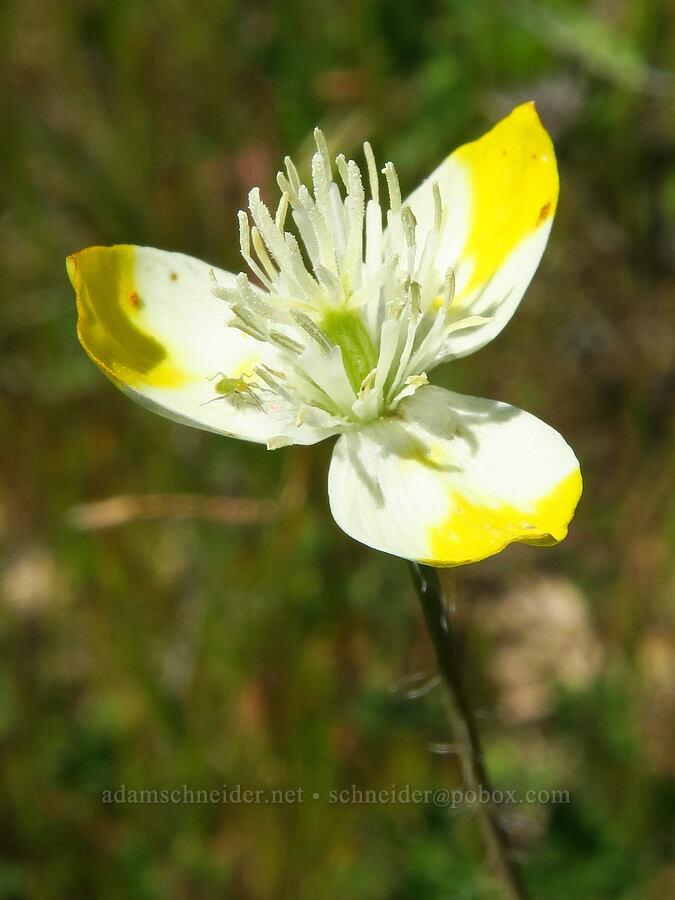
[321,309,378,394]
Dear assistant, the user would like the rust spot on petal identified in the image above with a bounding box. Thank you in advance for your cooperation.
[129,290,141,309]
[537,201,552,226]
[170,272,178,281]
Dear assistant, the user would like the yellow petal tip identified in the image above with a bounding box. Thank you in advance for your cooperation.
[426,466,582,567]
[452,102,559,298]
[67,245,186,389]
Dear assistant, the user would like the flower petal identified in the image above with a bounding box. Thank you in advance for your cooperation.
[67,244,329,445]
[328,385,581,565]
[404,102,559,359]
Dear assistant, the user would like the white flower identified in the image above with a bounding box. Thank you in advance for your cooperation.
[68,103,582,566]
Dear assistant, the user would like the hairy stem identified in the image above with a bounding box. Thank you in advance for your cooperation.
[408,562,530,900]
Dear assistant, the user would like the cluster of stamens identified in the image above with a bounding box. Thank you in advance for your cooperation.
[210,129,488,443]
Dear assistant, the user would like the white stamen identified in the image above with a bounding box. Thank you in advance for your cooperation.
[335,154,350,189]
[275,192,290,230]
[363,141,379,205]
[432,182,443,232]
[443,267,456,312]
[238,212,274,289]
[382,162,401,213]
[251,226,278,283]
[290,309,332,352]
[212,133,476,436]
[313,128,332,181]
[284,156,301,193]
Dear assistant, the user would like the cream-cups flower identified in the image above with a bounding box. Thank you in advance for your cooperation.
[68,103,582,566]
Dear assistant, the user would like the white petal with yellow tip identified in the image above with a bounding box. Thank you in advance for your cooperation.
[67,244,336,445]
[401,102,559,360]
[328,385,581,566]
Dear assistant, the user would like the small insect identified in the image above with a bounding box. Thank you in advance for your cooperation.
[205,372,263,410]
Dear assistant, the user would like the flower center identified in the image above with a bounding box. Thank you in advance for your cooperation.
[210,130,489,441]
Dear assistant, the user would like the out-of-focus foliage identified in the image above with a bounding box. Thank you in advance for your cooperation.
[1,0,673,897]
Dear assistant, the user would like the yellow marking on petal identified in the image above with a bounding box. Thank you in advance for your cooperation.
[411,441,446,468]
[137,361,187,388]
[231,356,260,378]
[67,245,188,390]
[453,102,558,297]
[428,443,446,466]
[426,467,582,567]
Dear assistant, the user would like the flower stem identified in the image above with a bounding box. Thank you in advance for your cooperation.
[408,562,530,900]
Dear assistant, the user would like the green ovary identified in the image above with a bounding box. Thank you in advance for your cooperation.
[321,309,378,394]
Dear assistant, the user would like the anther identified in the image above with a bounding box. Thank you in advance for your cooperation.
[313,128,332,179]
[276,171,293,199]
[290,309,333,352]
[363,141,379,205]
[251,227,278,282]
[237,212,274,289]
[275,192,290,230]
[268,330,305,354]
[358,367,377,397]
[432,182,443,232]
[401,205,417,247]
[443,267,456,310]
[410,281,422,319]
[382,161,401,213]
[229,304,266,341]
[238,210,250,256]
[284,156,301,192]
[335,154,350,189]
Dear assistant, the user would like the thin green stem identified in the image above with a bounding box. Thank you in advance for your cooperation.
[408,562,530,900]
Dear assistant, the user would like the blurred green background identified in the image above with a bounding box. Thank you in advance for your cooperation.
[1,0,674,897]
